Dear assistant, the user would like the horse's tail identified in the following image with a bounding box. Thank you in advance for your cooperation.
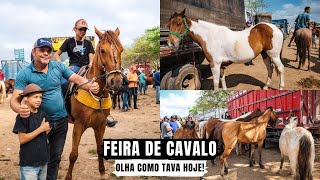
[300,34,307,67]
[297,135,312,179]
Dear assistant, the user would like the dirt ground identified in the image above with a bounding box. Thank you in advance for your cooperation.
[199,35,320,90]
[0,88,160,180]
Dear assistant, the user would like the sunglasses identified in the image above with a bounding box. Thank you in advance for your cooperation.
[77,28,88,32]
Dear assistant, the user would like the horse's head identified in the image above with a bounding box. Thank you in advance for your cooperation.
[167,9,189,50]
[285,116,298,128]
[266,107,278,127]
[94,27,124,91]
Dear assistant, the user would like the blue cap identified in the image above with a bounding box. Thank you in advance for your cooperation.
[164,116,169,119]
[33,38,53,50]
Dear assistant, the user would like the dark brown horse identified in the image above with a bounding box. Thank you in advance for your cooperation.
[295,28,312,71]
[174,121,199,139]
[65,26,124,180]
[219,107,278,177]
[4,79,15,94]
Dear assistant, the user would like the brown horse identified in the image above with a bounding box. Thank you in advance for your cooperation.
[4,79,15,94]
[174,121,199,139]
[0,81,6,104]
[295,28,312,71]
[65,26,124,180]
[219,107,278,177]
[146,76,154,86]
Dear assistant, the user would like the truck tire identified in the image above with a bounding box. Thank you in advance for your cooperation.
[166,76,177,90]
[160,71,171,90]
[174,64,201,90]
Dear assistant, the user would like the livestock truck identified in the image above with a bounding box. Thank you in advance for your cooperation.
[227,90,320,147]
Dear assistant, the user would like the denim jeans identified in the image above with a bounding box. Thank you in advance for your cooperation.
[20,164,47,180]
[155,85,160,102]
[47,118,68,180]
[122,92,129,110]
[129,87,138,108]
[61,64,81,96]
[139,82,146,94]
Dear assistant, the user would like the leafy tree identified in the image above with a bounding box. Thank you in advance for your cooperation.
[122,26,160,69]
[245,0,268,16]
[191,91,234,112]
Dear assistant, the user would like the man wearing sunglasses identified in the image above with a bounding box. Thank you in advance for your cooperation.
[54,19,95,96]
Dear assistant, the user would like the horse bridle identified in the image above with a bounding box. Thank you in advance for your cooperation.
[169,17,189,39]
[96,31,123,91]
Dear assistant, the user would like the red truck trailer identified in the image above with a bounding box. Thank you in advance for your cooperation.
[227,90,320,145]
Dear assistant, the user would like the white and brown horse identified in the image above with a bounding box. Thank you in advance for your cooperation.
[167,9,285,90]
[277,116,315,179]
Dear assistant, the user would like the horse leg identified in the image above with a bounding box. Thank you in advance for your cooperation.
[307,45,310,71]
[235,143,240,155]
[94,125,107,179]
[261,52,273,90]
[117,94,121,109]
[211,64,222,90]
[258,141,265,169]
[220,139,237,176]
[249,143,256,167]
[65,123,86,180]
[270,55,285,90]
[276,154,285,174]
[220,67,227,90]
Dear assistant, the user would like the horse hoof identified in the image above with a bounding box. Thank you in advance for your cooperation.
[249,163,254,167]
[260,164,265,169]
[252,160,256,164]
[100,173,108,180]
[263,86,268,90]
[276,170,281,174]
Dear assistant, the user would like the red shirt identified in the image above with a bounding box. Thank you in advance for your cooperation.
[0,72,4,81]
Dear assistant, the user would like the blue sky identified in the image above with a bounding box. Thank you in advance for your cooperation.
[0,0,160,62]
[160,90,200,118]
[264,0,320,25]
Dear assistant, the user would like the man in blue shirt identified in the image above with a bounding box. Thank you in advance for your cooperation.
[10,38,100,180]
[153,67,160,104]
[288,6,311,47]
[169,115,179,133]
[139,69,147,95]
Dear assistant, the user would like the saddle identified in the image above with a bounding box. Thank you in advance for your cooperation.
[65,65,89,121]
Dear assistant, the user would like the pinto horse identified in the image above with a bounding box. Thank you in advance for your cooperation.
[219,107,278,177]
[295,28,312,71]
[167,9,285,90]
[65,27,123,180]
[277,116,315,179]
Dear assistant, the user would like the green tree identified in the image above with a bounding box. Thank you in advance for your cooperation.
[245,0,268,15]
[192,91,234,112]
[122,26,160,69]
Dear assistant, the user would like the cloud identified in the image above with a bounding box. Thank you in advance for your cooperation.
[160,91,200,118]
[272,2,320,26]
[0,0,160,61]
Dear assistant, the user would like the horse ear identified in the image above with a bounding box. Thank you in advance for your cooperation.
[114,27,120,36]
[179,8,186,17]
[94,26,103,40]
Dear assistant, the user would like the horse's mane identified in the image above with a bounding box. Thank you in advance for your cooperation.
[103,30,124,52]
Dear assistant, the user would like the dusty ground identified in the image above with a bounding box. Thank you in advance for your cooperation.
[0,88,160,180]
[199,35,320,90]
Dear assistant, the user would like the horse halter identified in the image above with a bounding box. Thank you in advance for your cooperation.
[97,31,123,87]
[169,17,189,39]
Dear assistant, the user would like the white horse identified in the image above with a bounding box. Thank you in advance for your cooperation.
[0,81,6,104]
[167,9,284,90]
[277,116,315,179]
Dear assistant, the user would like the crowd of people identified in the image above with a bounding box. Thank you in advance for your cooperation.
[160,115,194,139]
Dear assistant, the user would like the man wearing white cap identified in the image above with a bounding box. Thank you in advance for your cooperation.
[54,19,95,96]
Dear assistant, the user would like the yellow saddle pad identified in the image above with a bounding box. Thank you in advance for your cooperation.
[74,89,112,109]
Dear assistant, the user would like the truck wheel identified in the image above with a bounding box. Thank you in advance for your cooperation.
[166,76,177,90]
[174,64,201,90]
[160,71,171,90]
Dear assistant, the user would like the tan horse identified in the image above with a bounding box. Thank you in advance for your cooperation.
[219,107,278,177]
[0,81,6,104]
[65,27,124,180]
[295,28,312,71]
[174,121,199,139]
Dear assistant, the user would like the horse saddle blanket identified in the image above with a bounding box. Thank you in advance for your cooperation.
[74,89,112,109]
